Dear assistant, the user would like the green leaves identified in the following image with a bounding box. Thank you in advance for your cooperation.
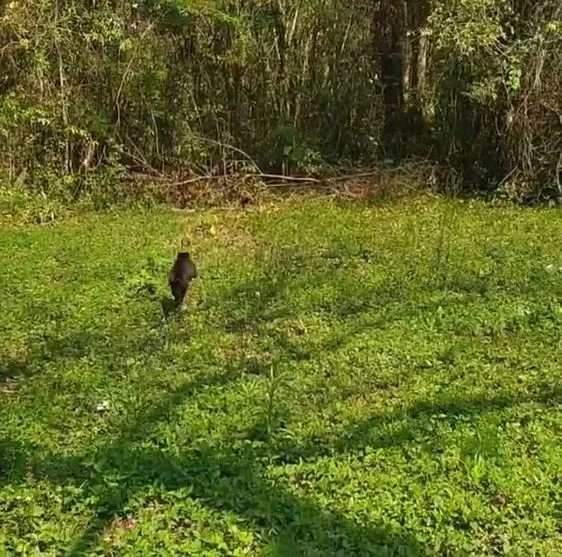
[430,0,508,56]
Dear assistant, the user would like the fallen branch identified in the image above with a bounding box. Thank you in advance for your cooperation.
[325,170,381,182]
[136,168,399,189]
[254,173,323,183]
[168,175,217,187]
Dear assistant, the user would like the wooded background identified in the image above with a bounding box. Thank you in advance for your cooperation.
[1,0,561,201]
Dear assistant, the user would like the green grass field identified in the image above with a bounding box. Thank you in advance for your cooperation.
[1,196,561,556]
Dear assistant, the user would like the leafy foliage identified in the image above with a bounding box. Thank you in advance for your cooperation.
[1,0,559,200]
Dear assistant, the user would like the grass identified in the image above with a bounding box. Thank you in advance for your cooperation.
[0,195,561,556]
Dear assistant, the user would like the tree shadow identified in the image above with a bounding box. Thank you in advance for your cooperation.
[215,254,412,340]
[219,273,292,333]
[4,367,560,555]
[0,437,40,484]
[2,300,183,382]
[66,445,427,557]
[2,359,429,556]
[272,384,562,464]
[0,358,31,384]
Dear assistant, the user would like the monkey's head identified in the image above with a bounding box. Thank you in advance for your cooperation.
[177,251,190,259]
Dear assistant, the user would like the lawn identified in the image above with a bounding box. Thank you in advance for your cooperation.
[0,196,561,556]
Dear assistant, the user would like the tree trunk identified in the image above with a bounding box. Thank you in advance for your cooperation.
[372,0,406,158]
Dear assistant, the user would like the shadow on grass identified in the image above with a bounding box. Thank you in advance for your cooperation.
[0,437,40,481]
[270,384,562,464]
[0,358,31,384]
[64,447,426,557]
[160,295,178,318]
[3,370,560,555]
[2,364,428,556]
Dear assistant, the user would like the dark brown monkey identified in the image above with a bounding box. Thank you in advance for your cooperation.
[168,252,198,310]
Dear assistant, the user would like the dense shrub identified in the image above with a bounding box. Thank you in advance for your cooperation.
[0,0,560,201]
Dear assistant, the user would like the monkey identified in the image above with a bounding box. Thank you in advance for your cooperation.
[168,252,198,310]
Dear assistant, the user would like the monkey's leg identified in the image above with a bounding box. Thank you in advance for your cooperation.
[170,282,184,304]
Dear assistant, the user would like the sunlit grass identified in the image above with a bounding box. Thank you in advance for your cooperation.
[1,196,561,556]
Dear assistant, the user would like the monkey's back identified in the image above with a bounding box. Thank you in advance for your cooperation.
[169,255,197,288]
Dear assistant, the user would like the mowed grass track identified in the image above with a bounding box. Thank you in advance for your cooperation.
[0,197,561,556]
